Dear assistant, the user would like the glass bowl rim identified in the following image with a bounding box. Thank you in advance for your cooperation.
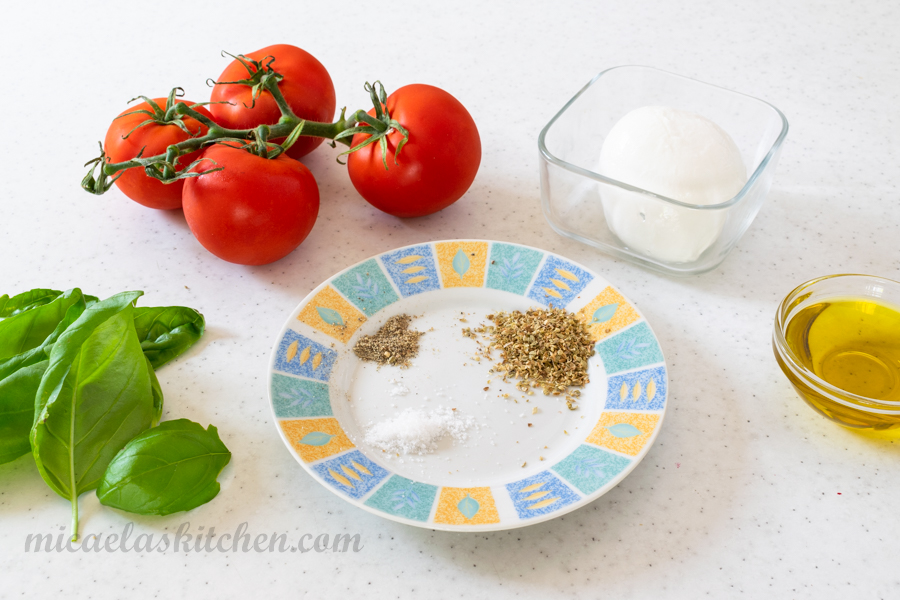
[537,65,790,211]
[773,273,900,410]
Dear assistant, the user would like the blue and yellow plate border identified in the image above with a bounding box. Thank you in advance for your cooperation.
[267,240,668,531]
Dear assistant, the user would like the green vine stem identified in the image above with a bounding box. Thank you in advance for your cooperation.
[82,51,409,195]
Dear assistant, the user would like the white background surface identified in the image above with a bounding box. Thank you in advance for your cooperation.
[2,0,899,597]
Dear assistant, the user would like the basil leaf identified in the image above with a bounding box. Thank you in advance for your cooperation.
[32,291,157,538]
[0,298,86,382]
[133,306,205,370]
[0,360,48,464]
[0,289,85,360]
[0,291,89,465]
[0,289,63,318]
[97,419,231,516]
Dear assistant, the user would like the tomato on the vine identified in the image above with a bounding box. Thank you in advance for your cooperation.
[104,99,214,210]
[182,144,319,265]
[210,44,336,160]
[347,84,481,218]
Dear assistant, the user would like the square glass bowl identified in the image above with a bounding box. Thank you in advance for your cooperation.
[538,66,789,276]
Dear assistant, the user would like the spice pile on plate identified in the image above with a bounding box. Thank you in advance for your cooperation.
[353,314,424,367]
[364,407,476,457]
[466,307,594,408]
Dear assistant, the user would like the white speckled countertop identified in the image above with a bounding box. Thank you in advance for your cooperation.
[2,0,899,597]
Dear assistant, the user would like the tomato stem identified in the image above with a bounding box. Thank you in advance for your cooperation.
[264,78,298,121]
[82,51,405,194]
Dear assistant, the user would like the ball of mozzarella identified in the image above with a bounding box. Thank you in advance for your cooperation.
[598,106,747,264]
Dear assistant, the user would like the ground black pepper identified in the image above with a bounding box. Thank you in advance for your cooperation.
[353,314,424,367]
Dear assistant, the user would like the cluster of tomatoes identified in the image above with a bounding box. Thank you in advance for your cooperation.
[103,44,481,265]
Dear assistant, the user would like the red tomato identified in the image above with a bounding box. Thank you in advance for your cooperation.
[104,99,214,210]
[182,144,319,265]
[347,84,481,218]
[210,44,336,160]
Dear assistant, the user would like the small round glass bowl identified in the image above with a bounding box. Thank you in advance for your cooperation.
[773,274,900,430]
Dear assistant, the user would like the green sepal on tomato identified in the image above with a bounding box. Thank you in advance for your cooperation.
[347,84,481,218]
[183,143,320,265]
[104,99,214,210]
[210,44,336,160]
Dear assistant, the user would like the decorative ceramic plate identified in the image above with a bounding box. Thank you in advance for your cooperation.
[267,240,667,531]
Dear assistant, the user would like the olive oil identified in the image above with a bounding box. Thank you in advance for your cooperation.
[780,297,900,428]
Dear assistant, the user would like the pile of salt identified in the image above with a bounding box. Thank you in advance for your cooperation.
[364,407,475,456]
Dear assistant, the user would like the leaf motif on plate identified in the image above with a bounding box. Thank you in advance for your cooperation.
[519,482,545,493]
[391,488,420,511]
[401,266,426,275]
[395,255,423,265]
[526,496,559,510]
[542,287,563,299]
[555,268,579,282]
[452,249,470,279]
[574,457,606,478]
[616,338,650,360]
[606,423,642,438]
[299,431,334,446]
[457,494,480,520]
[341,464,362,481]
[647,378,657,401]
[522,490,550,501]
[316,306,345,327]
[329,468,354,488]
[352,275,379,299]
[286,340,299,362]
[632,382,641,401]
[298,346,311,365]
[499,252,523,282]
[590,303,619,325]
[550,278,571,291]
[619,382,628,401]
[312,353,323,370]
[284,387,315,408]
[351,460,372,476]
[405,275,428,285]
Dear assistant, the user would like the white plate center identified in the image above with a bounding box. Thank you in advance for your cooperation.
[328,288,607,487]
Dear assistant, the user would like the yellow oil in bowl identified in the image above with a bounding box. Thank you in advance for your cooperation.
[777,296,900,429]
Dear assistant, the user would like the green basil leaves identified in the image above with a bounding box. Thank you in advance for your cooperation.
[0,360,47,464]
[0,288,64,318]
[98,419,231,516]
[0,289,90,464]
[133,306,205,370]
[0,287,222,540]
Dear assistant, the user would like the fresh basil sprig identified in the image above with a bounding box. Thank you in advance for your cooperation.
[0,287,219,540]
[98,419,231,516]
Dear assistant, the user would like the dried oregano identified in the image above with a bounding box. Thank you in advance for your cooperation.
[477,307,594,396]
[353,314,424,367]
